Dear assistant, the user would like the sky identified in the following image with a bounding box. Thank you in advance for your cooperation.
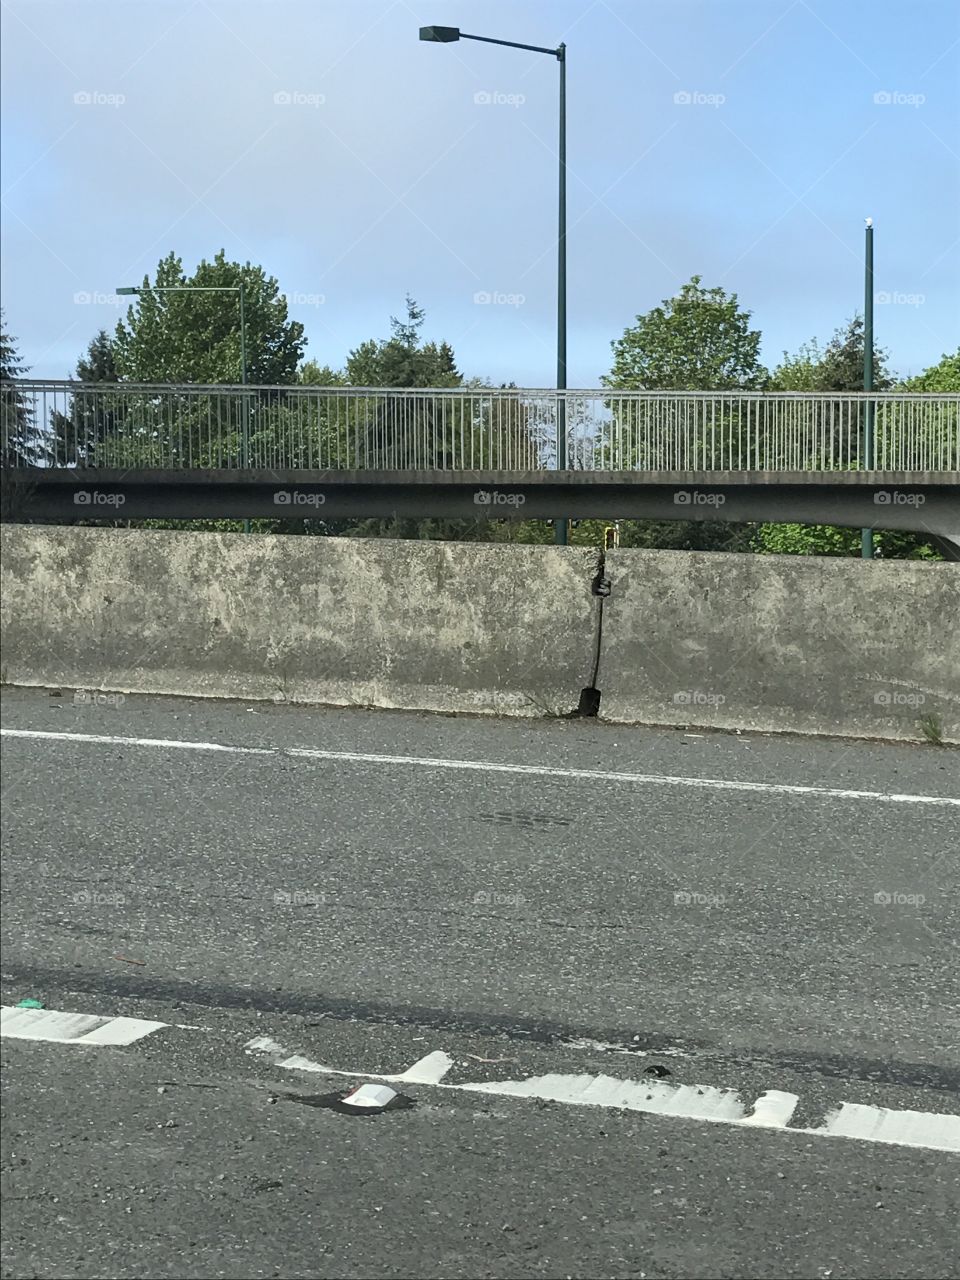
[1,0,958,387]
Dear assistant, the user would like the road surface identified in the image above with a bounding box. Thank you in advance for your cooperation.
[1,687,957,1278]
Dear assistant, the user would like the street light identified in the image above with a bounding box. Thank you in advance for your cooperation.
[117,283,251,531]
[420,24,569,546]
[861,218,875,561]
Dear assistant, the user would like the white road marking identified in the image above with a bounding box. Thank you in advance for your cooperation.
[3,728,957,807]
[809,1102,960,1152]
[743,1090,801,1128]
[244,1037,960,1153]
[458,1071,756,1123]
[1,1005,166,1046]
[396,1049,456,1084]
[0,728,273,755]
[5,1009,954,1152]
[244,1037,455,1086]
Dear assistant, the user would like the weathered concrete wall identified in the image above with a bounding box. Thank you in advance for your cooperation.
[600,548,960,743]
[2,526,957,743]
[0,526,600,716]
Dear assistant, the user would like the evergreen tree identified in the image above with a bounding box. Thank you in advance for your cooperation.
[0,310,43,466]
[50,330,120,465]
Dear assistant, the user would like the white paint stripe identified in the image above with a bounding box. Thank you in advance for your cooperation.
[459,1072,756,1123]
[244,1040,455,1086]
[72,1016,168,1045]
[282,747,960,805]
[244,1038,957,1153]
[3,728,957,807]
[396,1050,456,1084]
[809,1102,960,1153]
[743,1090,800,1128]
[0,728,273,755]
[1,1008,106,1040]
[1,1006,166,1046]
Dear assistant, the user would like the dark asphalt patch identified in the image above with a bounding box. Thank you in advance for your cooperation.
[4,962,959,1095]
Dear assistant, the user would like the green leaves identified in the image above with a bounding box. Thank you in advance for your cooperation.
[113,251,305,385]
[603,276,765,391]
[769,316,893,392]
[752,523,943,560]
[344,297,461,389]
[900,350,960,392]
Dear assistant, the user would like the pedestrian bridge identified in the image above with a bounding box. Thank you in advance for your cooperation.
[2,382,957,538]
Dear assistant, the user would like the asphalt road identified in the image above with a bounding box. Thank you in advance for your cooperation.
[1,687,958,1279]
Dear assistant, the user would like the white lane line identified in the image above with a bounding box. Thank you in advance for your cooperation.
[809,1102,960,1153]
[3,728,957,807]
[244,1037,455,1086]
[1,1005,166,1046]
[0,728,273,755]
[396,1049,457,1084]
[743,1091,801,1128]
[458,1071,758,1123]
[245,1038,959,1153]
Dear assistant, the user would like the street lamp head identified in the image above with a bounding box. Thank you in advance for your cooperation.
[420,25,460,42]
[865,217,873,228]
[116,286,139,295]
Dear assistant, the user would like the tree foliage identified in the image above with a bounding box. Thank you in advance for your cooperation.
[0,310,43,466]
[113,250,305,384]
[752,523,942,560]
[49,330,120,464]
[345,295,460,389]
[900,349,960,392]
[604,276,765,391]
[768,316,893,391]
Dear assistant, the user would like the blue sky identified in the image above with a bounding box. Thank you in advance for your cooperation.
[1,0,957,385]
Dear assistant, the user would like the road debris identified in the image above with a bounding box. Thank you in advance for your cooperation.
[281,1084,415,1116]
[15,998,44,1010]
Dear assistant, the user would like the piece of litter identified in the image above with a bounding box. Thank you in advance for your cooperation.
[465,1054,514,1064]
[15,998,44,1010]
[114,955,146,966]
[644,1064,672,1078]
[342,1083,398,1110]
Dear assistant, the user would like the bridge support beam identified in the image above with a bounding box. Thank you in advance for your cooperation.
[2,469,958,537]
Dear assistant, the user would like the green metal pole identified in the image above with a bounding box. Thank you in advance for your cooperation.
[861,219,874,559]
[554,43,568,547]
[240,283,251,534]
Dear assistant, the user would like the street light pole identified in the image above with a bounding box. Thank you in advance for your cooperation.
[117,282,251,531]
[555,43,568,547]
[420,25,569,545]
[861,219,874,560]
[238,283,250,534]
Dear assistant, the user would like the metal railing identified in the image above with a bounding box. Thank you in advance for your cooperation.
[2,381,957,472]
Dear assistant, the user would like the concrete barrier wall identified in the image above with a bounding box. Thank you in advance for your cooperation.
[2,526,958,743]
[601,548,960,743]
[0,525,600,716]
